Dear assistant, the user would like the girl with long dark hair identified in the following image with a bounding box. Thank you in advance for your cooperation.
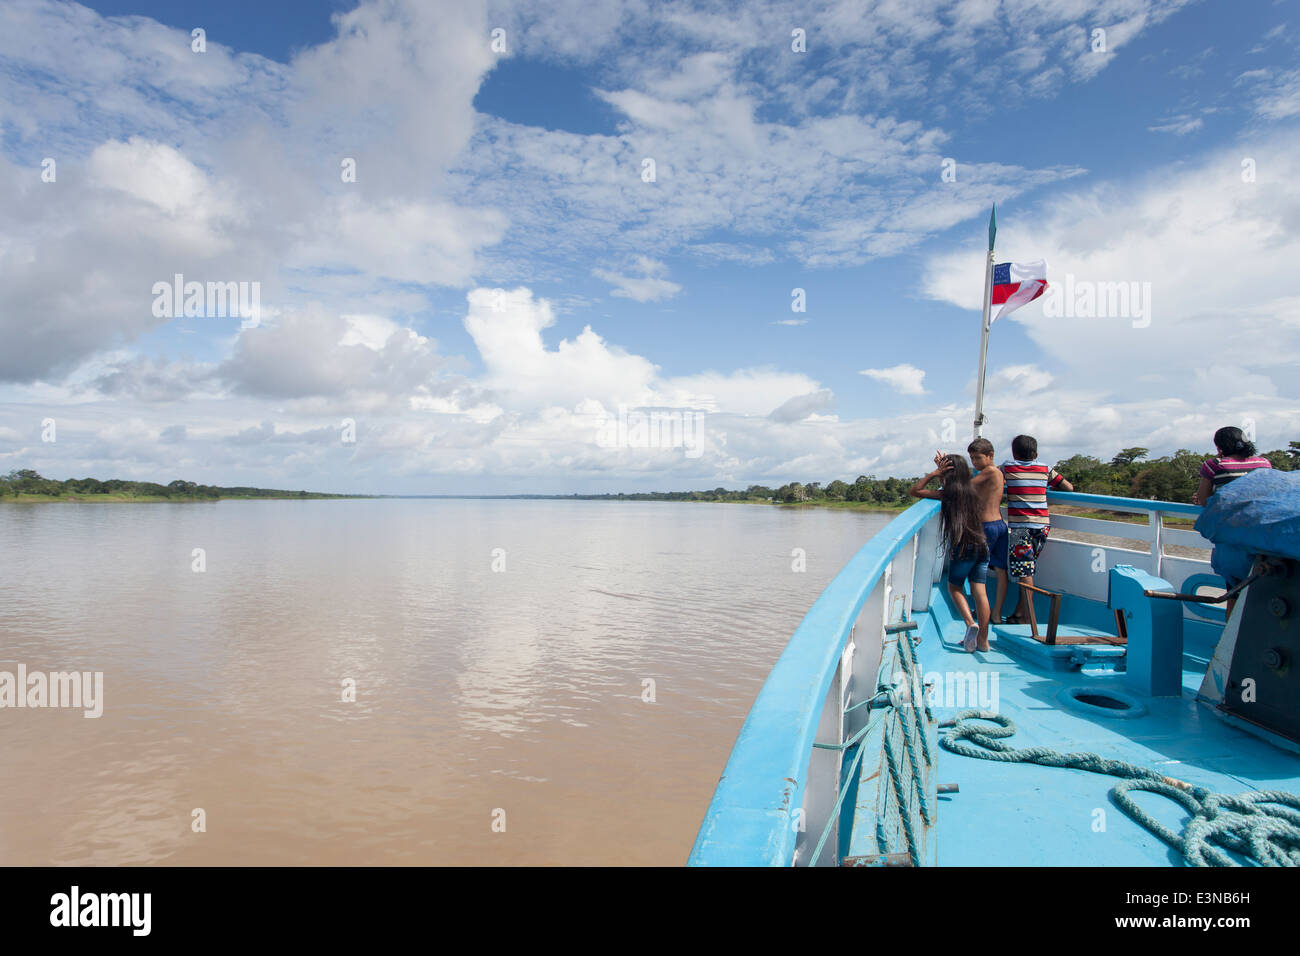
[911,453,991,651]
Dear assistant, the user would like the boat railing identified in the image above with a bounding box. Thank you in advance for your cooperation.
[1042,491,1214,618]
[688,490,1217,867]
[687,498,942,867]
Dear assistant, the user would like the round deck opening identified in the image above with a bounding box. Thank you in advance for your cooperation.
[1075,693,1129,709]
[1057,686,1148,719]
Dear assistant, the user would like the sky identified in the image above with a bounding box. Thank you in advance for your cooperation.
[0,0,1298,495]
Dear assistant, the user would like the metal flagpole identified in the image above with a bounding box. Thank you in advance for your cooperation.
[973,205,995,439]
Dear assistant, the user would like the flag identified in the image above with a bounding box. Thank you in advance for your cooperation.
[990,259,1047,325]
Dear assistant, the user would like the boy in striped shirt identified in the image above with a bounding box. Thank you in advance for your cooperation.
[994,435,1073,626]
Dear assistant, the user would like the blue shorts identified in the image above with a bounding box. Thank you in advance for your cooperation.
[948,544,989,587]
[983,520,1009,571]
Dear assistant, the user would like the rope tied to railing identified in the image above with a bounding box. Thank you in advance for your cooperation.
[941,710,1300,867]
[808,677,938,865]
[894,633,934,760]
[882,700,924,866]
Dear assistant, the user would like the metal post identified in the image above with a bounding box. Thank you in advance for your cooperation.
[973,206,996,439]
[973,250,994,439]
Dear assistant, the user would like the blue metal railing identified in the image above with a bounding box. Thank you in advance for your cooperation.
[1047,490,1202,518]
[687,499,940,866]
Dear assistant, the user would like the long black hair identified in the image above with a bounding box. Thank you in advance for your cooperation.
[1213,426,1257,459]
[938,455,987,559]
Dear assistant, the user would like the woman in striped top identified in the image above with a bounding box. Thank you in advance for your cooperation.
[1193,426,1272,506]
[1193,425,1272,616]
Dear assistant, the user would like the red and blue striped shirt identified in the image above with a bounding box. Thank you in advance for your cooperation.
[1199,455,1272,489]
[1001,459,1065,528]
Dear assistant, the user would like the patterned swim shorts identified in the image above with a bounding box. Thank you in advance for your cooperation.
[1008,525,1049,579]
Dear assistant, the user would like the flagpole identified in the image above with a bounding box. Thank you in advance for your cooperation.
[973,205,995,440]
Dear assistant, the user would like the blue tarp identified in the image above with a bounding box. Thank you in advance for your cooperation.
[1193,468,1300,582]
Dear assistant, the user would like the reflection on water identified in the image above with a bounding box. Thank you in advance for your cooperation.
[0,499,891,865]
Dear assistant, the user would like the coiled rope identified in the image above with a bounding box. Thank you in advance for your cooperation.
[941,710,1300,867]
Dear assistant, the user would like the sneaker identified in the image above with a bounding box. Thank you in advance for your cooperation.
[963,625,979,652]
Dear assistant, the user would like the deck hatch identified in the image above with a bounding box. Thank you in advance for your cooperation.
[1075,693,1129,710]
[1058,685,1148,719]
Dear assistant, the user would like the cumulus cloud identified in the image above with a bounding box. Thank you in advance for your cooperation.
[461,287,824,420]
[220,309,446,401]
[769,389,836,423]
[860,364,927,395]
[464,287,659,410]
[0,1,507,385]
[0,140,257,382]
[90,355,217,403]
[986,364,1055,396]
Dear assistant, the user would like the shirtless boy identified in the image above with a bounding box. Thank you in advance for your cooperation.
[967,438,1007,644]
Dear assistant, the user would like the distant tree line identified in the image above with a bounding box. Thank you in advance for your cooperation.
[576,476,916,505]
[0,470,348,500]
[577,442,1300,507]
[8,442,1296,505]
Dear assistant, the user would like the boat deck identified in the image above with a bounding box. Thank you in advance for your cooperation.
[916,587,1300,866]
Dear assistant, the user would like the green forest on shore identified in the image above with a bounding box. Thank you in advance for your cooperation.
[0,470,365,501]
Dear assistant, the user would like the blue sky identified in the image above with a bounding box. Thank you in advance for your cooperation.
[1,0,1298,493]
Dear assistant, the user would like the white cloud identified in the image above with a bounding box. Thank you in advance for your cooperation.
[592,256,683,302]
[462,286,824,419]
[662,368,824,417]
[292,195,508,288]
[987,364,1055,396]
[1254,69,1300,120]
[769,389,836,422]
[463,287,659,410]
[220,308,445,401]
[459,46,1087,271]
[860,364,927,395]
[0,1,507,384]
[1147,116,1203,135]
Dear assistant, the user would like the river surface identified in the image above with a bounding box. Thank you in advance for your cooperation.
[0,499,891,865]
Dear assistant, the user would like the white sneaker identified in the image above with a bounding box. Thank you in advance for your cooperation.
[963,625,979,652]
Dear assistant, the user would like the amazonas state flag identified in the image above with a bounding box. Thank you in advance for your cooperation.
[990,260,1047,325]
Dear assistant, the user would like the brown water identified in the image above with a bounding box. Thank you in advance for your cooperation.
[0,499,891,865]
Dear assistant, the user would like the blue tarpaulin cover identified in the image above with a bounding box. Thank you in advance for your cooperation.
[1193,468,1300,583]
